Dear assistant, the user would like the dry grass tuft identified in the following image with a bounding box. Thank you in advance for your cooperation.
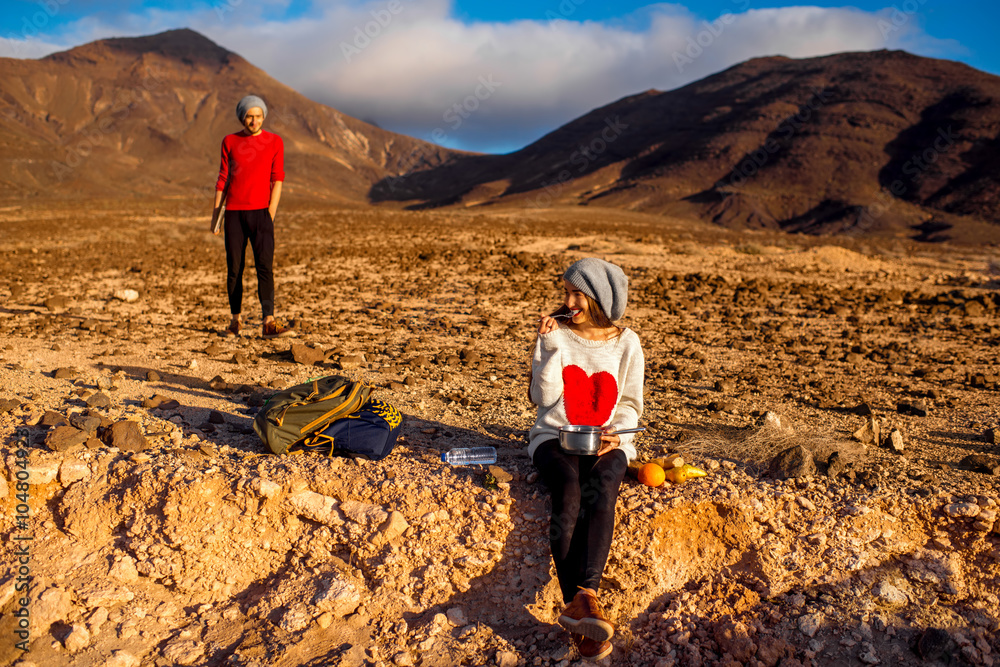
[676,413,849,471]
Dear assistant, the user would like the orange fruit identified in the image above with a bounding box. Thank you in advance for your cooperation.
[637,462,666,488]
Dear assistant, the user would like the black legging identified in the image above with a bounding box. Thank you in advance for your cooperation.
[533,439,628,603]
[224,208,274,318]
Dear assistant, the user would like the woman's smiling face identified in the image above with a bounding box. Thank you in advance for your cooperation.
[562,279,588,324]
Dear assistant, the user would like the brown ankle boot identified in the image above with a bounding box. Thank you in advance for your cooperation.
[558,588,614,642]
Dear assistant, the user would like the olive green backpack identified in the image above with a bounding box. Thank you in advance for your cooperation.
[253,375,372,455]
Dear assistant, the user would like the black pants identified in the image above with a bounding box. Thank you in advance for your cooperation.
[224,208,274,318]
[533,439,628,603]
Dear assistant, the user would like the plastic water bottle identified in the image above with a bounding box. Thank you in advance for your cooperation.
[441,447,497,465]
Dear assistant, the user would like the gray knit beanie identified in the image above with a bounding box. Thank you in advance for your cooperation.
[236,94,267,122]
[563,258,628,321]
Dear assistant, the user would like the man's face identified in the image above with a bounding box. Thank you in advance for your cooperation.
[242,107,264,135]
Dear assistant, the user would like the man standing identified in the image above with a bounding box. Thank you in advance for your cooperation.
[212,94,295,338]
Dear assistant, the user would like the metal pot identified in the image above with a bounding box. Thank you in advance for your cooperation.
[558,425,646,455]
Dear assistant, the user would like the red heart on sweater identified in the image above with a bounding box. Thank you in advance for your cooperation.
[562,365,618,426]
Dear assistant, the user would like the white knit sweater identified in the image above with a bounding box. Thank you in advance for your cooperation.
[528,326,645,462]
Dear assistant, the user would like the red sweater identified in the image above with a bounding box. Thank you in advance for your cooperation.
[215,130,285,210]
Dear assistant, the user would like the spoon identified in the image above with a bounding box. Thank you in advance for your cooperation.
[538,309,580,322]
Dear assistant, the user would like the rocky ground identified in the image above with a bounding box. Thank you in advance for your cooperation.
[0,199,998,667]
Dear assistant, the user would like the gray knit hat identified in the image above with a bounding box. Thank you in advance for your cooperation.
[563,258,628,321]
[236,94,267,122]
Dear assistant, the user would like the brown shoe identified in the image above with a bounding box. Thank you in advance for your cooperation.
[224,320,240,337]
[262,319,296,339]
[572,633,613,660]
[558,588,614,642]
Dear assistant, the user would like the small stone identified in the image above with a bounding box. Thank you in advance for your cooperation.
[796,496,816,511]
[858,643,880,665]
[897,400,927,417]
[102,421,148,451]
[249,478,281,499]
[208,410,226,424]
[146,370,161,382]
[233,352,250,365]
[45,425,88,452]
[873,581,908,605]
[798,613,823,637]
[316,611,334,629]
[108,556,139,583]
[392,652,414,666]
[714,379,736,393]
[886,429,904,454]
[40,410,67,427]
[291,343,325,366]
[769,445,816,479]
[287,490,342,526]
[53,367,79,380]
[204,342,226,356]
[496,651,519,667]
[85,392,112,409]
[446,607,467,626]
[144,395,180,410]
[488,465,513,483]
[0,398,20,414]
[944,502,980,519]
[852,416,880,446]
[984,428,999,445]
[69,413,102,433]
[86,607,109,633]
[851,402,874,416]
[62,624,90,652]
[113,289,140,302]
[161,639,204,665]
[105,651,138,667]
[44,295,69,310]
[378,511,409,543]
[339,354,367,370]
[26,460,60,484]
[59,459,90,485]
[313,578,360,617]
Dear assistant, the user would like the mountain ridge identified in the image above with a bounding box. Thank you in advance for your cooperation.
[371,48,1000,241]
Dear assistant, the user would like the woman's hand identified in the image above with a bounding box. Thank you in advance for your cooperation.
[538,314,559,335]
[596,431,621,456]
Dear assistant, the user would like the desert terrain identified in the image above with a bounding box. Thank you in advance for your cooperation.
[0,199,998,667]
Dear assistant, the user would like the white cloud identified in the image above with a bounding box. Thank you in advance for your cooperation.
[0,1,965,152]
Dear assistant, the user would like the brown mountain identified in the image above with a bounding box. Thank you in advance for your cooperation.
[372,50,1000,241]
[0,28,459,203]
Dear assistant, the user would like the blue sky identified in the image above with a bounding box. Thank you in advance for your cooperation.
[1,1,995,153]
